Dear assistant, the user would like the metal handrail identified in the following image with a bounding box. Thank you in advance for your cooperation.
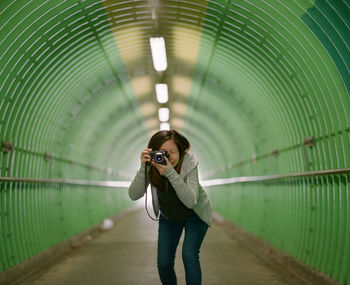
[0,177,131,188]
[2,141,133,178]
[0,168,349,188]
[200,168,350,186]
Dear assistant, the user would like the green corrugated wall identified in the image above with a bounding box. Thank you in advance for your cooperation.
[0,0,349,284]
[0,0,138,272]
[196,1,350,284]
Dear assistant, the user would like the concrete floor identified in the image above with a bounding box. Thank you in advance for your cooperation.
[19,209,293,285]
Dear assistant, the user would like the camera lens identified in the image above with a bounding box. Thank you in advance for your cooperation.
[156,155,162,162]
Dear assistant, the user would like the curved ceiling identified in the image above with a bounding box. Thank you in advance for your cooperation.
[0,0,349,176]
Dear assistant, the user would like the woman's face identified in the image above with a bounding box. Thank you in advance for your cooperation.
[159,139,180,167]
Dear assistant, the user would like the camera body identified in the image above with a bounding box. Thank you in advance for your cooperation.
[149,150,169,165]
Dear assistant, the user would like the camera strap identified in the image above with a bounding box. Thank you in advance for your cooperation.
[144,164,159,221]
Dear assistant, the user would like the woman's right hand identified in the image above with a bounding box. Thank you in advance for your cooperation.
[140,148,152,166]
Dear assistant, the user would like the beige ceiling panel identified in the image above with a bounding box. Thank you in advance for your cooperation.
[131,76,153,99]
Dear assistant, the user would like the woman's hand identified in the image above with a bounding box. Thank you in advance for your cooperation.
[152,156,171,175]
[140,148,152,166]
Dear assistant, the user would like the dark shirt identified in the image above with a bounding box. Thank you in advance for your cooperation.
[157,179,195,222]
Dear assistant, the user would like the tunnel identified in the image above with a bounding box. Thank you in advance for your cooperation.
[0,0,349,284]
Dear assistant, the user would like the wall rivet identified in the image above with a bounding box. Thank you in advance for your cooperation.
[303,136,315,147]
[44,153,53,161]
[2,141,13,152]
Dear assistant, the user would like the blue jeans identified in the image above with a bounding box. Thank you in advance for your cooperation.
[157,214,208,285]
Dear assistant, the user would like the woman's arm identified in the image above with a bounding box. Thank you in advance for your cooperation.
[163,165,199,209]
[128,164,149,200]
[129,148,152,200]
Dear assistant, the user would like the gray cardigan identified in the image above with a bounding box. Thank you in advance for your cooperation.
[129,152,213,226]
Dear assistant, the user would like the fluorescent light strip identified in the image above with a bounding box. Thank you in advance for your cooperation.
[160,122,170,130]
[155,83,168,103]
[158,107,169,122]
[150,37,167,72]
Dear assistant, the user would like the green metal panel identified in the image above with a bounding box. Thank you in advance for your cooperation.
[196,1,350,284]
[302,0,350,96]
[0,0,139,272]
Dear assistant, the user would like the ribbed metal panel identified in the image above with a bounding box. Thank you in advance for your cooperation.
[0,0,137,273]
[194,1,350,284]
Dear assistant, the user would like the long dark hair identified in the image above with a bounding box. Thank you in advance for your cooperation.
[148,129,190,188]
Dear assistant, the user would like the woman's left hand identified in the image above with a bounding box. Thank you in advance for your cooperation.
[152,156,171,175]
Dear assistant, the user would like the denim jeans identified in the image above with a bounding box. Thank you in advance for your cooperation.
[157,214,208,285]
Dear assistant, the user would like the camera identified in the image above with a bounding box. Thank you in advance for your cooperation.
[149,150,169,165]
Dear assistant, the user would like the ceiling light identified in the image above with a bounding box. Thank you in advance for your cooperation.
[160,123,170,131]
[150,37,167,71]
[155,84,168,103]
[158,108,169,122]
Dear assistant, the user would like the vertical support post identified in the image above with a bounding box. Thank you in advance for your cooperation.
[302,136,315,171]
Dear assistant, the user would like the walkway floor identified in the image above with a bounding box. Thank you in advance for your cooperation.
[19,209,292,285]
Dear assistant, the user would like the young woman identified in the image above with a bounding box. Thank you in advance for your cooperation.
[129,129,213,285]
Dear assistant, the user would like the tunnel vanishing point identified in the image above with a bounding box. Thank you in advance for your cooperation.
[0,1,349,284]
